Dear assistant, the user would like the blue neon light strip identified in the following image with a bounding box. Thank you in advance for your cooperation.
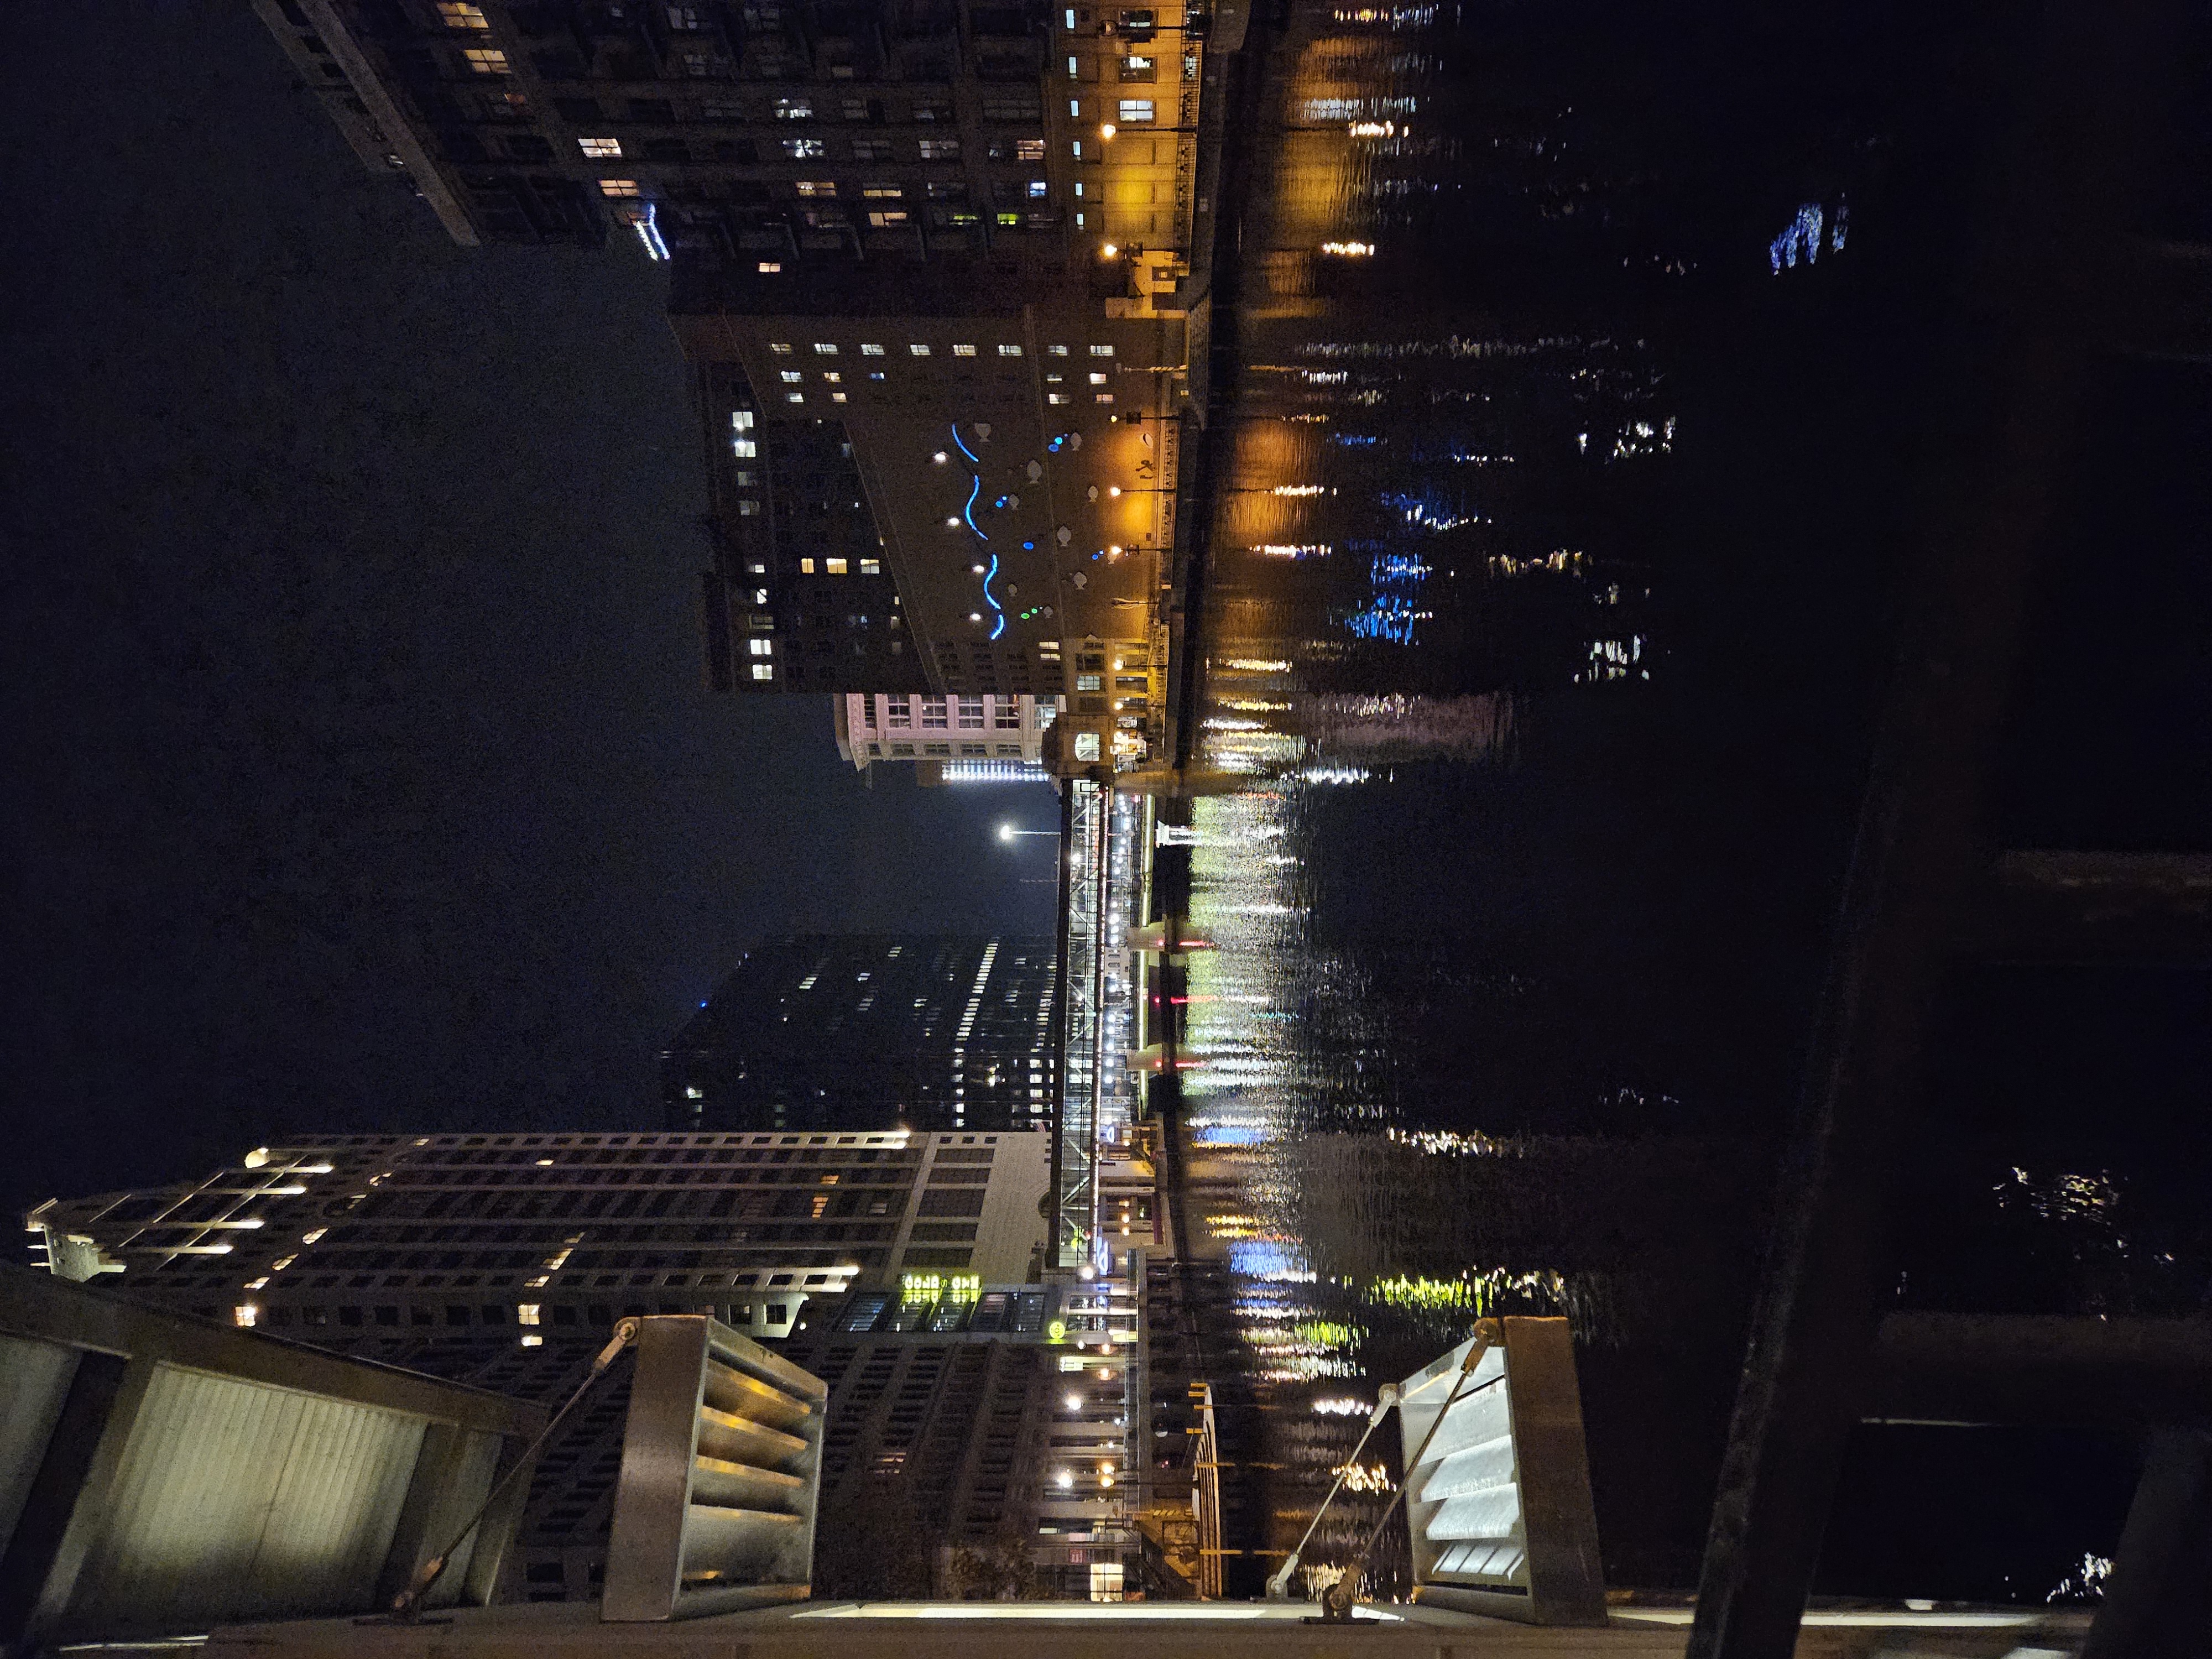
[948,423,1003,638]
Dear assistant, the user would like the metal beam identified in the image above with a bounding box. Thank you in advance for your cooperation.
[1865,1313,2212,1429]
[1686,3,2185,1650]
[2082,1431,2212,1658]
[1968,851,2212,962]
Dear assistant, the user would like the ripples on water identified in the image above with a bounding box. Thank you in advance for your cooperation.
[1160,0,2194,1597]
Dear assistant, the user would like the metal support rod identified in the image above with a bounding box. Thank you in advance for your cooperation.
[1266,1384,1400,1598]
[1321,1328,1499,1619]
[379,1321,639,1621]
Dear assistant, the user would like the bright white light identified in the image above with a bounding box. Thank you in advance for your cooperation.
[1064,1392,1083,1410]
[1099,122,1117,139]
[999,824,1016,843]
[1055,1470,1074,1489]
[933,451,948,463]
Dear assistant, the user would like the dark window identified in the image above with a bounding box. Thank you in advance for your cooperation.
[338,1306,363,1327]
[628,98,676,121]
[554,96,603,121]
[445,1305,472,1326]
[374,1306,400,1325]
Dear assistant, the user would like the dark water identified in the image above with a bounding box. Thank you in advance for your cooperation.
[1167,0,2203,1604]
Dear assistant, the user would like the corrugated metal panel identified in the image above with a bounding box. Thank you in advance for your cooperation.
[68,1363,426,1629]
[0,1333,81,1561]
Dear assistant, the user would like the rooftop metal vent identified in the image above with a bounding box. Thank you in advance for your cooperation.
[602,1315,827,1621]
[1397,1316,1605,1625]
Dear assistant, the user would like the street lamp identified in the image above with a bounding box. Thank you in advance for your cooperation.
[999,824,1057,843]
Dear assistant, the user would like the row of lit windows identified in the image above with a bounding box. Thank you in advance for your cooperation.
[874,696,1025,731]
[775,340,1114,359]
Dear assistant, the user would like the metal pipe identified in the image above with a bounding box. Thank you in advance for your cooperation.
[1265,1383,1400,1599]
[1321,1324,1500,1620]
[379,1320,640,1621]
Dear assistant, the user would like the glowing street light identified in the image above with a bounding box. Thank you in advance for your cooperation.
[999,823,1057,843]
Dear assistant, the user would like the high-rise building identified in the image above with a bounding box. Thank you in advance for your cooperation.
[662,934,1057,1133]
[248,0,1196,756]
[248,0,1204,262]
[28,1130,1051,1324]
[26,1131,1142,1603]
[834,691,1055,782]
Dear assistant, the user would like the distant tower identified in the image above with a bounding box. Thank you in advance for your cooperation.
[663,934,1057,1134]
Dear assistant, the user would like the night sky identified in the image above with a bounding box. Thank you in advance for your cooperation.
[1,1,1055,1225]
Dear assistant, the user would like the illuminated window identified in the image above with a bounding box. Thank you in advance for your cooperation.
[861,183,903,199]
[1048,345,1070,356]
[463,46,511,72]
[1089,372,1108,384]
[770,342,793,354]
[998,343,1024,356]
[751,662,774,681]
[738,499,760,514]
[775,97,814,119]
[517,1303,542,1326]
[868,210,908,227]
[918,137,961,160]
[826,557,849,575]
[910,343,931,356]
[758,260,782,273]
[578,136,623,156]
[860,558,881,575]
[1091,343,1115,356]
[597,178,641,196]
[781,370,803,383]
[1070,98,1082,117]
[800,558,816,573]
[732,437,757,457]
[952,343,977,357]
[786,391,805,403]
[233,1305,259,1327]
[749,639,774,657]
[1121,54,1155,79]
[861,342,885,356]
[752,587,768,604]
[1028,180,1048,197]
[782,138,826,159]
[1048,393,1070,405]
[1018,138,1046,161]
[795,180,837,197]
[437,2,489,26]
[1117,98,1155,121]
[823,371,841,383]
[813,341,838,354]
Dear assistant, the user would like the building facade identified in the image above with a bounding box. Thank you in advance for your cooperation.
[250,0,1196,760]
[834,690,1054,781]
[27,1132,1144,1604]
[662,934,1057,1134]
